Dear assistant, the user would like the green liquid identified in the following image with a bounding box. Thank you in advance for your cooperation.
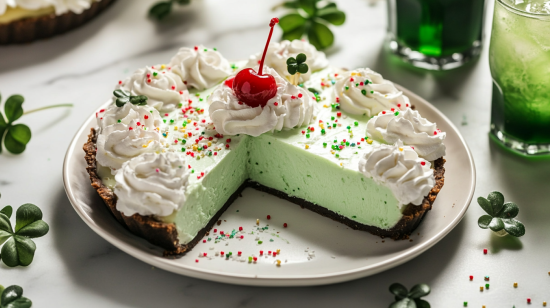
[395,0,485,57]
[490,1,550,144]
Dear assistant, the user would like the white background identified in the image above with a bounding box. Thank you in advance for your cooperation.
[1,0,549,307]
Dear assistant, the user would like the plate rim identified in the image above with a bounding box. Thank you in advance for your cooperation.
[62,84,476,286]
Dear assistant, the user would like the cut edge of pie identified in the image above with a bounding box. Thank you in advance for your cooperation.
[84,128,446,257]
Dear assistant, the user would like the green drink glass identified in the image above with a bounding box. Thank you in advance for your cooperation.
[489,0,550,156]
[387,0,486,70]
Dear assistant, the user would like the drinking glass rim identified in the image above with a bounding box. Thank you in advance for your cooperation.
[497,0,550,19]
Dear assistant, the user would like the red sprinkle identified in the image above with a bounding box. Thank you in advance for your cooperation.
[202,239,206,243]
[284,223,288,228]
[337,112,342,117]
[483,248,488,254]
[421,162,426,166]
[226,138,232,143]
[118,80,122,85]
[171,85,176,90]
[195,259,199,263]
[220,251,224,256]
[527,298,531,304]
[260,250,264,255]
[273,252,277,257]
[298,93,303,98]
[238,251,242,256]
[239,226,243,231]
[253,257,258,262]
[240,235,244,239]
[267,215,271,220]
[469,275,473,281]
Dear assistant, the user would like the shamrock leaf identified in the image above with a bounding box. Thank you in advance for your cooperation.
[388,283,431,308]
[477,191,525,237]
[113,90,148,108]
[149,0,190,20]
[0,201,49,267]
[0,95,29,155]
[276,0,346,50]
[286,53,309,85]
[0,285,32,308]
[0,92,72,155]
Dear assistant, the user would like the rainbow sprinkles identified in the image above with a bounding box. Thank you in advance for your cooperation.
[84,19,446,256]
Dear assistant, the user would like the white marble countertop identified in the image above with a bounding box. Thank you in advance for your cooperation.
[1,0,550,307]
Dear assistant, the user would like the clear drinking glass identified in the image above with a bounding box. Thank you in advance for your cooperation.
[387,0,486,70]
[489,0,550,156]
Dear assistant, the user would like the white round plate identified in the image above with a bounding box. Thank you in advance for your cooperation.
[63,85,475,286]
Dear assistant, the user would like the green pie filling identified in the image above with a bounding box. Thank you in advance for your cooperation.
[99,67,406,245]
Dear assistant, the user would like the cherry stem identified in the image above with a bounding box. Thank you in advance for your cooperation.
[258,18,278,76]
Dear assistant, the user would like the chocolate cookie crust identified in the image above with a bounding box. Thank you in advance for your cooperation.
[84,128,445,256]
[0,0,116,45]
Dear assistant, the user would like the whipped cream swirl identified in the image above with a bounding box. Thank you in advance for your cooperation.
[96,103,162,134]
[168,45,232,90]
[366,108,446,161]
[114,153,190,217]
[0,0,99,15]
[246,40,329,83]
[358,141,435,205]
[334,68,411,116]
[117,65,189,112]
[208,66,318,137]
[96,120,163,170]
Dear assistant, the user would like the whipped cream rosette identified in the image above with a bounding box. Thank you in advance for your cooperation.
[246,40,329,83]
[334,68,411,116]
[168,45,232,90]
[117,65,189,112]
[96,119,163,171]
[358,141,435,205]
[114,152,190,217]
[208,66,318,137]
[96,103,162,134]
[366,108,446,161]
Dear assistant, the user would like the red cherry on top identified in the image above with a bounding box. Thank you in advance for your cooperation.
[232,18,279,108]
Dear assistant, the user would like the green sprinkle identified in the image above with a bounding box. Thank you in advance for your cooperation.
[346,126,351,129]
[117,119,121,123]
[354,121,359,126]
[163,119,166,123]
[485,284,489,289]
[355,83,359,87]
[170,119,174,123]
[323,142,327,147]
[345,86,349,90]
[306,133,310,138]
[352,215,357,218]
[394,111,400,116]
[370,90,374,94]
[321,129,326,135]
[270,239,274,242]
[153,72,158,77]
[331,116,335,120]
[182,139,187,144]
[248,256,252,262]
[463,302,467,307]
[333,123,336,128]
[182,122,187,127]
[213,47,217,51]
[181,147,185,152]
[258,241,263,244]
[204,48,207,52]
[199,98,203,101]
[335,154,340,158]
[333,139,337,143]
[361,89,367,95]
[195,93,200,97]
[191,169,194,173]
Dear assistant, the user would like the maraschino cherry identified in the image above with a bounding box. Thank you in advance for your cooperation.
[232,18,279,108]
